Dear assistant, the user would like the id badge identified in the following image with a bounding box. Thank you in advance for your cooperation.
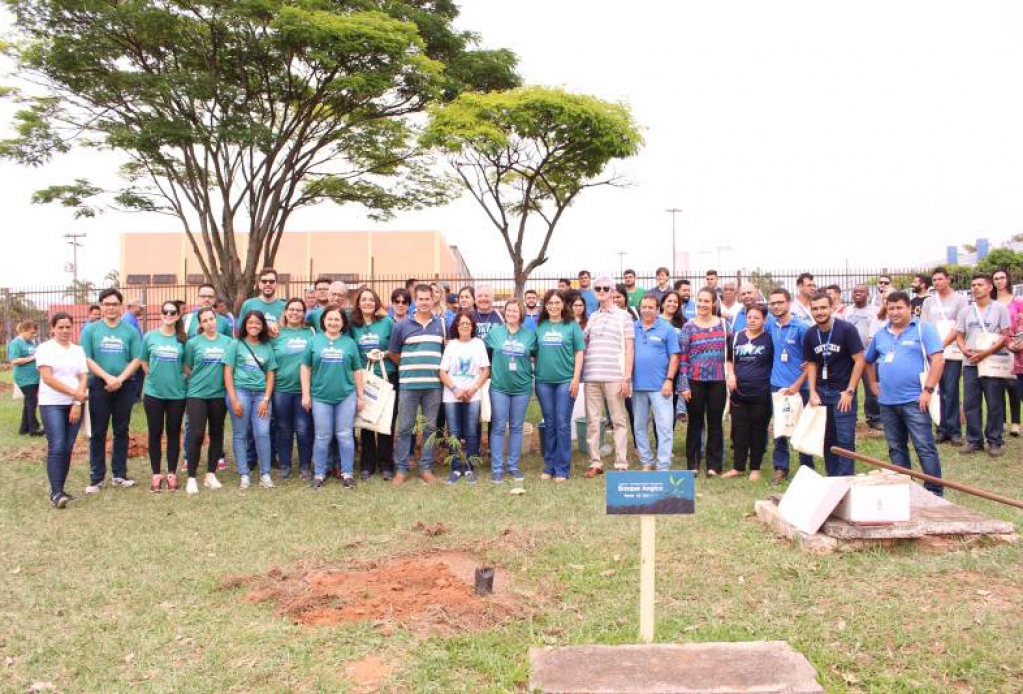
[822,365,829,381]
[884,351,895,364]
[509,360,517,372]
[780,350,789,363]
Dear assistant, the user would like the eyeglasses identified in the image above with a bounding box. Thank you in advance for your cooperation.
[392,299,407,305]
[198,293,216,299]
[878,280,890,286]
[101,301,121,307]
[162,309,179,316]
[594,286,612,293]
[260,279,276,284]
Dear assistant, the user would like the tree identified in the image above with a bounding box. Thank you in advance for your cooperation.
[64,278,95,304]
[103,269,121,289]
[0,289,46,342]
[745,269,777,300]
[1,0,519,310]
[976,248,1023,279]
[422,86,642,296]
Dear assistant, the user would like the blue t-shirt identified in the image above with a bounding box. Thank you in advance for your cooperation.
[865,319,943,405]
[474,310,504,341]
[802,318,865,391]
[632,319,681,392]
[581,290,599,315]
[767,314,810,390]
[523,311,542,332]
[730,307,748,334]
[728,330,774,400]
[679,300,697,321]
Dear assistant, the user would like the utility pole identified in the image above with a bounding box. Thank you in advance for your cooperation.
[666,208,682,278]
[65,233,86,287]
[616,251,627,278]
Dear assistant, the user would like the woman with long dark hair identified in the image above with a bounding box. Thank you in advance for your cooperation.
[567,290,588,330]
[36,312,88,508]
[140,300,188,492]
[225,310,278,489]
[350,287,397,480]
[183,307,233,493]
[614,284,640,320]
[272,298,315,480]
[993,269,1022,437]
[678,287,729,476]
[439,310,490,483]
[534,290,585,481]
[661,291,688,422]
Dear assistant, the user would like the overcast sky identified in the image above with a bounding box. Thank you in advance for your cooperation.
[1,0,1021,287]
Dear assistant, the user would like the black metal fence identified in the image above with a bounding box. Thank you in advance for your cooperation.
[0,266,934,351]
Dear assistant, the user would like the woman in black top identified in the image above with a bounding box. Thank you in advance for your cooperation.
[722,304,774,480]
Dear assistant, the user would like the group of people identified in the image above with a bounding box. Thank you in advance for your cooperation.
[15,263,1021,508]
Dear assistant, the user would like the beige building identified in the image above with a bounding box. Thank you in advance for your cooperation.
[120,230,471,286]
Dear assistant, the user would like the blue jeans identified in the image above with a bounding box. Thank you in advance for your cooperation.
[87,380,135,483]
[819,385,857,476]
[938,359,963,440]
[395,388,442,474]
[963,366,1005,447]
[41,405,83,500]
[273,391,312,474]
[879,402,943,496]
[444,400,481,474]
[632,390,674,469]
[490,390,530,476]
[772,387,813,473]
[535,381,575,478]
[312,394,357,477]
[229,388,272,475]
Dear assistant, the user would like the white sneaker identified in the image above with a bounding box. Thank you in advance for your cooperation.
[84,482,103,494]
[186,477,199,495]
[239,474,251,490]
[204,473,222,490]
[112,477,136,488]
[259,474,275,489]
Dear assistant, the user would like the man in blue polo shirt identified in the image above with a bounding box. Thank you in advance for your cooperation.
[578,270,598,315]
[632,294,680,470]
[864,291,945,496]
[388,284,445,486]
[766,288,811,484]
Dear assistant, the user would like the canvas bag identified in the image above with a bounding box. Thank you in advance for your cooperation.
[772,392,804,439]
[972,304,1014,379]
[790,404,826,458]
[917,323,942,426]
[479,381,492,423]
[930,295,962,361]
[357,358,392,425]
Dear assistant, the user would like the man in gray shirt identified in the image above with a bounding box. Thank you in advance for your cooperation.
[843,284,881,429]
[954,272,1010,456]
[920,267,968,444]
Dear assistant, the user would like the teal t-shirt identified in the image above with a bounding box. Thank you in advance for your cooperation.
[350,317,396,376]
[303,332,363,404]
[239,297,287,330]
[8,336,40,387]
[82,320,141,380]
[185,309,233,338]
[534,320,585,384]
[485,325,537,395]
[184,333,233,399]
[226,339,277,391]
[140,330,186,400]
[306,306,325,332]
[273,327,314,394]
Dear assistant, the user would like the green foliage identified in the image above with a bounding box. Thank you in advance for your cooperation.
[423,86,643,294]
[2,0,518,307]
[745,269,777,299]
[976,248,1023,279]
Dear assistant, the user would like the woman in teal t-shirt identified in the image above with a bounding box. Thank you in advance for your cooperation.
[484,298,537,483]
[349,287,396,480]
[140,301,187,492]
[534,290,585,482]
[273,298,315,481]
[225,310,278,490]
[301,304,364,488]
[9,320,42,436]
[183,307,234,494]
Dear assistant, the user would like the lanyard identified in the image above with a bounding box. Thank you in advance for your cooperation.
[816,326,833,366]
[972,302,992,334]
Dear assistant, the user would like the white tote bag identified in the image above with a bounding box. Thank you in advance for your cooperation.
[357,359,393,425]
[772,392,804,439]
[355,387,394,435]
[972,303,1014,379]
[917,324,942,426]
[790,404,826,458]
[479,381,492,424]
[930,296,962,361]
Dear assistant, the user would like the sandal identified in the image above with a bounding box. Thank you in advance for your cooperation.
[584,465,603,479]
[151,474,164,493]
[720,469,742,479]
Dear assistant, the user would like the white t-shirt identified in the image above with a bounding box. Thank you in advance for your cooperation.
[440,338,490,403]
[35,339,88,406]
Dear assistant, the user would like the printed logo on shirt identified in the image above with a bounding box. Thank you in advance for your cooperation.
[319,346,346,363]
[150,344,181,363]
[735,342,766,357]
[540,330,564,347]
[357,333,381,352]
[812,343,843,357]
[284,337,308,354]
[450,356,476,378]
[99,335,127,354]
[501,339,528,358]
[201,346,226,364]
[242,353,263,371]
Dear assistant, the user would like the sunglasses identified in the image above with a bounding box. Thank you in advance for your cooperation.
[392,299,407,305]
[878,281,890,285]
[594,286,612,293]
[162,309,179,316]
[260,279,276,284]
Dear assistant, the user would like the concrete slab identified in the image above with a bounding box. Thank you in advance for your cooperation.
[529,641,824,694]
[755,499,838,553]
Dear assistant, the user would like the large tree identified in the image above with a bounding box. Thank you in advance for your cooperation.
[1,0,518,308]
[422,86,642,296]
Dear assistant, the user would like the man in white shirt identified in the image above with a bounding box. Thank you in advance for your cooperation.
[791,272,816,324]
[920,267,968,444]
[842,284,882,429]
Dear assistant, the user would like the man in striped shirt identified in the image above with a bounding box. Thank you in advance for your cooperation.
[582,276,635,476]
[388,284,445,485]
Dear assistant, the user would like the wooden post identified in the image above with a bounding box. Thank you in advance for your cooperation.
[639,514,656,643]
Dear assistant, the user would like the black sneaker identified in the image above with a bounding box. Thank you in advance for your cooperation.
[52,493,70,509]
[311,475,325,489]
[342,476,356,490]
[360,470,372,481]
[381,470,394,481]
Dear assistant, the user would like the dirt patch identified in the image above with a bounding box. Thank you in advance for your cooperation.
[70,432,150,463]
[344,654,392,693]
[854,423,885,438]
[893,568,1023,613]
[411,520,450,536]
[225,551,521,638]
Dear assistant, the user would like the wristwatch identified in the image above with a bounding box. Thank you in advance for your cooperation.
[923,386,935,393]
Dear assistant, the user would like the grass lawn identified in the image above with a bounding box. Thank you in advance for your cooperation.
[1,374,1022,693]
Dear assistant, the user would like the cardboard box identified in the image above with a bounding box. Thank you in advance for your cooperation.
[778,467,853,535]
[832,472,911,524]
